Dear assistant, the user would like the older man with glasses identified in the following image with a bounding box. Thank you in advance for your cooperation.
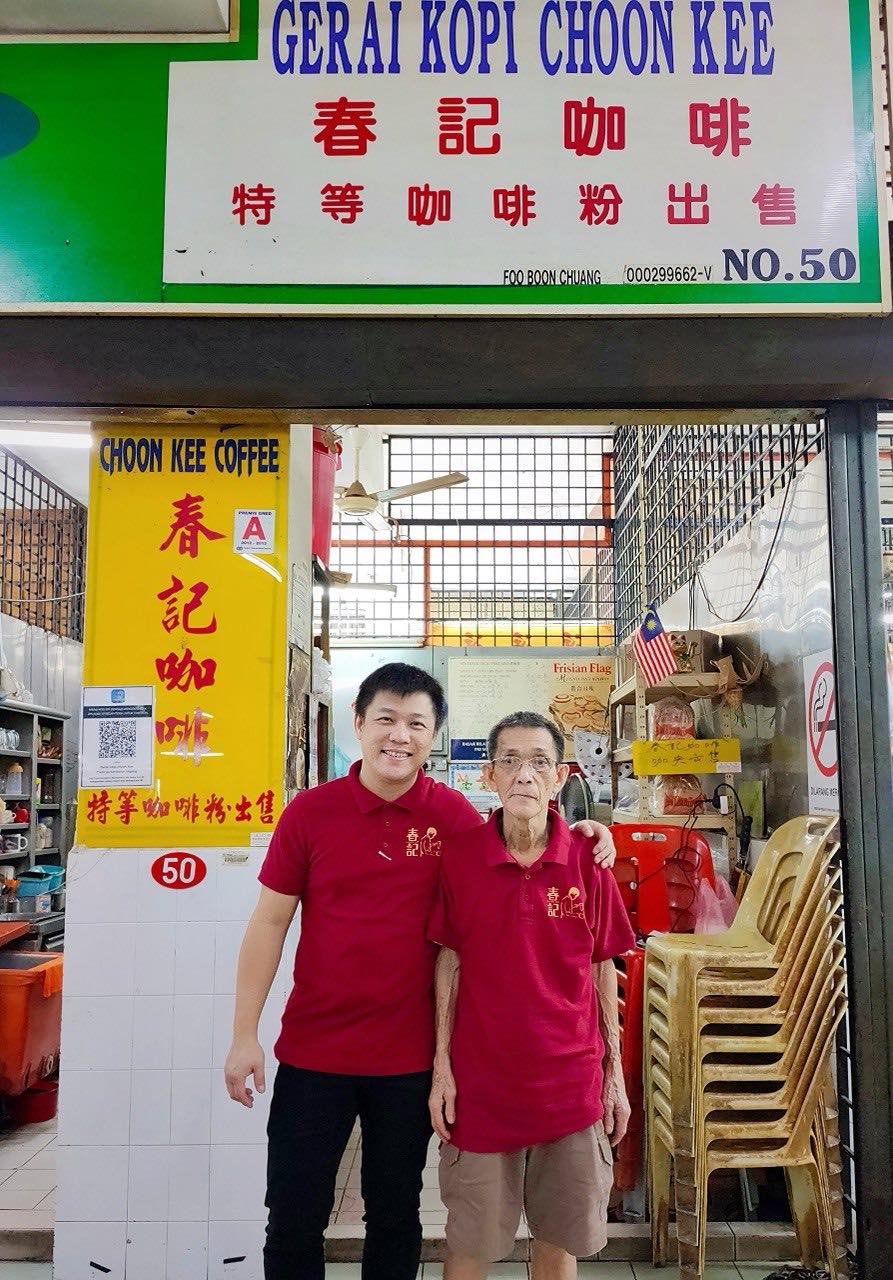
[428,710,635,1280]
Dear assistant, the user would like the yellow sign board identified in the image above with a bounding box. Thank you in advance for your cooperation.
[77,427,288,847]
[631,738,742,777]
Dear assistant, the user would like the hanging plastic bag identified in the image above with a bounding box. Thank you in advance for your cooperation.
[692,876,739,934]
[714,874,738,927]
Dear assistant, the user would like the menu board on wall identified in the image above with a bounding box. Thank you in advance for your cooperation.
[448,655,613,762]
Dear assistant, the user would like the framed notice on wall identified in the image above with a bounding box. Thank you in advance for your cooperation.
[448,655,613,762]
[0,0,887,314]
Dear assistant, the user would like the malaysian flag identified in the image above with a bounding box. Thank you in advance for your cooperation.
[633,604,678,687]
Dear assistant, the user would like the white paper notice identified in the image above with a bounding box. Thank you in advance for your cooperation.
[80,685,155,788]
[234,507,276,553]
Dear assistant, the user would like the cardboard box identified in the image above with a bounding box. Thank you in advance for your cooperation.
[617,628,723,684]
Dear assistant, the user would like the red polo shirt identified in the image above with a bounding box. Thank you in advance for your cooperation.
[259,761,482,1075]
[428,811,635,1152]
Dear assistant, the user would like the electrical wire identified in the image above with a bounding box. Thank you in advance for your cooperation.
[0,590,86,606]
[687,424,806,626]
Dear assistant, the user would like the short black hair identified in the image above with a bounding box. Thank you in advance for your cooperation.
[488,711,565,763]
[355,663,448,730]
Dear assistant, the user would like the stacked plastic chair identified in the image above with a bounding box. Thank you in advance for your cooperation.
[611,823,717,1191]
[644,815,848,1280]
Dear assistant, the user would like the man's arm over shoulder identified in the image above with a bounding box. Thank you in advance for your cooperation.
[436,781,485,838]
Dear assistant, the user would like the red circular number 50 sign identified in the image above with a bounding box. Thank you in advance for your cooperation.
[151,851,207,890]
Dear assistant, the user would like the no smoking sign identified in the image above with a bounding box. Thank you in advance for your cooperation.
[803,650,839,815]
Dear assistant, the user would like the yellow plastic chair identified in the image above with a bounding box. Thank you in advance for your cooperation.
[643,815,847,1280]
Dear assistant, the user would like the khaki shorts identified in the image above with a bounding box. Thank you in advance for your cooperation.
[439,1122,614,1263]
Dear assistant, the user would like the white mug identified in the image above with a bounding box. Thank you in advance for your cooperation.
[2,833,28,853]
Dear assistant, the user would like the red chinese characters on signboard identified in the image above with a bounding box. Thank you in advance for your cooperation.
[493,185,536,227]
[321,183,365,223]
[689,97,751,157]
[564,99,626,156]
[579,184,622,226]
[159,494,224,560]
[408,185,452,226]
[437,97,500,155]
[228,96,776,232]
[85,789,277,827]
[232,183,276,226]
[314,98,378,156]
[667,182,710,225]
[753,183,796,225]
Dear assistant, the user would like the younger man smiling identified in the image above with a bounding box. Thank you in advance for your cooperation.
[225,664,615,1280]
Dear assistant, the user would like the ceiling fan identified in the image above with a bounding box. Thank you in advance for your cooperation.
[334,427,468,533]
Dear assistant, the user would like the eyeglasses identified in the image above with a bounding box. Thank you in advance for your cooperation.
[492,754,557,775]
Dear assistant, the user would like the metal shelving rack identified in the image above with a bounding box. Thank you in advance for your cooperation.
[609,669,738,872]
[0,699,69,875]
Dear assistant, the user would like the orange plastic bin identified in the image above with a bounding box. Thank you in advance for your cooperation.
[0,952,63,1096]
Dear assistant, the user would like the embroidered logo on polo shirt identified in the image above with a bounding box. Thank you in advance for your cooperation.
[405,826,442,857]
[546,885,585,919]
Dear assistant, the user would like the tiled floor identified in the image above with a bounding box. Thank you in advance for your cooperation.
[332,1129,447,1227]
[0,1263,791,1277]
[0,1120,56,1232]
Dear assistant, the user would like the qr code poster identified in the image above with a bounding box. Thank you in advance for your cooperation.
[81,685,155,788]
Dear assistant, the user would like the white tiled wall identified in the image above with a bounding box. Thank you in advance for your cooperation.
[54,845,297,1280]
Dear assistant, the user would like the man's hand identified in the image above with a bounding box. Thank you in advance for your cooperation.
[601,1059,630,1147]
[429,1056,457,1142]
[571,820,616,868]
[224,1036,266,1108]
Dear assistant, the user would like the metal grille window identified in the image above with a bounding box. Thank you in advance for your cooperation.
[0,449,87,641]
[329,433,614,646]
[613,421,826,640]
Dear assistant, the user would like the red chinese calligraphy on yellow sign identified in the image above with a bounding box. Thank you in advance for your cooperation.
[76,427,288,847]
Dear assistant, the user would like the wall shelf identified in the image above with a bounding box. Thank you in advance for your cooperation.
[610,645,739,875]
[0,701,69,877]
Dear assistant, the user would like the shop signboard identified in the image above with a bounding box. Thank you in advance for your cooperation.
[76,426,288,847]
[448,655,613,761]
[803,648,839,816]
[0,0,887,314]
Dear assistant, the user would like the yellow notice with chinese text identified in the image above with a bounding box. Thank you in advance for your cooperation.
[631,738,741,777]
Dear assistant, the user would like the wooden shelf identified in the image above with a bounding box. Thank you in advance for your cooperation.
[1,793,30,801]
[610,671,724,707]
[36,757,62,766]
[0,823,29,831]
[37,803,60,811]
[0,748,31,759]
[611,809,733,831]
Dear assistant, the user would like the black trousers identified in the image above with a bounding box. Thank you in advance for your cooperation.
[264,1063,432,1280]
